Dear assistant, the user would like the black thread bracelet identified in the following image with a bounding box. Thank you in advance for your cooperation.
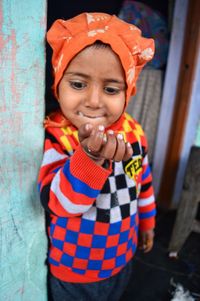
[83,146,103,161]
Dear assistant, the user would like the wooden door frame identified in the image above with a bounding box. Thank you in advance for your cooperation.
[152,0,188,199]
[157,0,200,208]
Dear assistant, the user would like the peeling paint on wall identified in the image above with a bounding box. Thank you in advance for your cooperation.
[0,1,47,300]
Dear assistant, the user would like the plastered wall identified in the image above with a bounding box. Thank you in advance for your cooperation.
[0,1,47,299]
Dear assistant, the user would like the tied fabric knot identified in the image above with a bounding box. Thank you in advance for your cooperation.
[47,12,155,103]
[43,111,71,128]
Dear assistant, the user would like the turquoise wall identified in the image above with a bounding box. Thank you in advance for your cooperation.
[195,122,200,146]
[0,1,47,300]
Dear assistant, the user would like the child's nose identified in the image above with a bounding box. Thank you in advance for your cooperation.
[85,87,102,108]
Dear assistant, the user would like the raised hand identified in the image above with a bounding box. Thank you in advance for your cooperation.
[78,123,133,166]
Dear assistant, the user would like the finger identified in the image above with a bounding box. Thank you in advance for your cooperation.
[143,239,154,253]
[113,133,126,162]
[123,142,133,161]
[138,235,146,250]
[138,239,153,252]
[87,125,105,153]
[78,123,93,143]
[100,130,117,159]
[140,230,154,253]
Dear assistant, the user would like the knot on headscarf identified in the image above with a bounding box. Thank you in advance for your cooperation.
[43,110,71,128]
[47,12,155,103]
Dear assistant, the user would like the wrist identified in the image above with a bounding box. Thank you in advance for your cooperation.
[82,145,105,166]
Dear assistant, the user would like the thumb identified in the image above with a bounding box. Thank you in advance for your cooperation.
[78,123,93,143]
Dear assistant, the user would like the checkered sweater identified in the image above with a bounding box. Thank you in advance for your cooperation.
[38,112,156,283]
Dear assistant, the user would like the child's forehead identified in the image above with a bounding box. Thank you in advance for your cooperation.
[73,42,117,61]
[47,12,155,100]
[64,44,125,79]
[74,41,113,57]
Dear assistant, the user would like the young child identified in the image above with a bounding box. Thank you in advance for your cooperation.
[38,12,156,301]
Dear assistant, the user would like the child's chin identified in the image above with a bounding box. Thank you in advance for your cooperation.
[79,118,107,128]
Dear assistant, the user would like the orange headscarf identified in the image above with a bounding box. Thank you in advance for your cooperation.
[47,12,155,103]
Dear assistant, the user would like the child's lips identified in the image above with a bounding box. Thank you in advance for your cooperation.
[77,111,105,119]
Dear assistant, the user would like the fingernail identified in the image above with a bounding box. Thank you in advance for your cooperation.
[107,130,114,135]
[126,142,132,147]
[103,135,107,143]
[98,125,104,131]
[85,124,92,131]
[117,133,123,140]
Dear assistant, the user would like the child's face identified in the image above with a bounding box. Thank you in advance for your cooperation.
[57,45,126,129]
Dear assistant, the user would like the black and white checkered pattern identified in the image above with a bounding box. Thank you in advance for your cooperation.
[82,161,138,223]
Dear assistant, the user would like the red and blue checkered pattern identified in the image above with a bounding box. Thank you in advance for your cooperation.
[49,214,138,279]
[38,112,156,282]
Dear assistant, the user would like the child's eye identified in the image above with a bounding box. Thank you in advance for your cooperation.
[69,81,86,90]
[104,86,120,95]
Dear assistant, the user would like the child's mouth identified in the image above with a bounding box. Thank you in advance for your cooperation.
[78,111,104,119]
